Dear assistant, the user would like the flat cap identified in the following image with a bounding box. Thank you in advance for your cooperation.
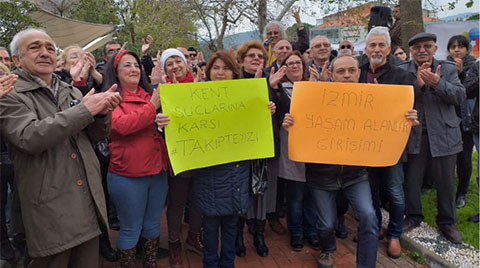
[408,32,437,46]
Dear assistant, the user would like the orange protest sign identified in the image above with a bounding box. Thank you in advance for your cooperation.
[288,81,414,167]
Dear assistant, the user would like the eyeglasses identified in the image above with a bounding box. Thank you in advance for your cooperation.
[410,43,434,50]
[313,43,330,49]
[189,53,197,57]
[285,60,302,68]
[246,53,263,59]
[394,51,405,56]
[107,48,121,55]
[341,44,352,49]
[267,31,279,36]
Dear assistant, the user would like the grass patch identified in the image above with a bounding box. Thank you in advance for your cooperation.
[421,152,479,249]
[402,248,428,266]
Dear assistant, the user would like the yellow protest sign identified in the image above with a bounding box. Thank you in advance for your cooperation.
[160,78,274,175]
[289,81,414,167]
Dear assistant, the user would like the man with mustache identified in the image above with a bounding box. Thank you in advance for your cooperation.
[398,32,466,244]
[0,28,122,267]
[358,26,415,259]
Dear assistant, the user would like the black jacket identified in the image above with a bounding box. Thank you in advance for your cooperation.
[464,60,479,134]
[358,54,415,163]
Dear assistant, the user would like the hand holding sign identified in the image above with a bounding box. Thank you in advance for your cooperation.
[160,78,274,174]
[288,81,414,167]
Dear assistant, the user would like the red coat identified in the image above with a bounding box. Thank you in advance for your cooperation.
[108,88,169,177]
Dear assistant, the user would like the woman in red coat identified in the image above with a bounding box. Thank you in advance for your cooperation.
[102,50,169,268]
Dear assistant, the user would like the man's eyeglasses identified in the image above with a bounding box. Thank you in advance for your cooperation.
[285,60,302,68]
[313,43,330,49]
[246,53,263,59]
[341,44,352,49]
[189,53,197,57]
[107,48,121,55]
[410,44,434,50]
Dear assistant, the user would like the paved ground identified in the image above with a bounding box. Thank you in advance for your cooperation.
[99,211,424,268]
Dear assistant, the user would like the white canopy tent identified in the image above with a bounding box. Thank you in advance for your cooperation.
[28,9,117,52]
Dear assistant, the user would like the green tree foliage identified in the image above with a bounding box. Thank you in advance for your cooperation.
[68,0,196,56]
[0,1,40,50]
[466,13,479,20]
[134,0,197,51]
[286,22,313,41]
[69,0,120,25]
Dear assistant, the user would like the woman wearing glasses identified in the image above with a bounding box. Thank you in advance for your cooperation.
[232,41,285,258]
[392,46,408,61]
[269,51,320,252]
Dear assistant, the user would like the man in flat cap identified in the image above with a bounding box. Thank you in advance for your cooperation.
[398,32,466,243]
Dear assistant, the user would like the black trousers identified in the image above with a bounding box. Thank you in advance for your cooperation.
[456,130,474,196]
[0,157,13,245]
[404,133,457,227]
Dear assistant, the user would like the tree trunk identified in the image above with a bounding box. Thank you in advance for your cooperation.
[257,0,267,37]
[399,0,424,55]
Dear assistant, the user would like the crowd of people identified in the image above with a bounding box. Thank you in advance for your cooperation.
[0,6,478,268]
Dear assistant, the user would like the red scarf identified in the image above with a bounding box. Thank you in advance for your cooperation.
[165,71,194,83]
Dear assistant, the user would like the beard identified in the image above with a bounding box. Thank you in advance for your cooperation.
[371,57,383,65]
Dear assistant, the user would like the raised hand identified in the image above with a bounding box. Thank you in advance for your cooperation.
[150,87,161,110]
[292,7,302,25]
[198,51,205,62]
[269,65,287,89]
[82,84,122,115]
[70,54,86,81]
[120,41,128,51]
[142,35,154,56]
[320,61,329,81]
[150,65,164,85]
[0,74,17,98]
[453,58,463,73]
[416,62,429,88]
[255,65,263,78]
[194,67,203,82]
[80,54,91,79]
[309,65,319,81]
[419,64,441,88]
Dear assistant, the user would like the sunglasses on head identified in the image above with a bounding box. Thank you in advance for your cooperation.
[341,44,352,49]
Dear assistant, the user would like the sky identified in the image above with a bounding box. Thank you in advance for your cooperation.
[296,0,479,27]
[199,0,478,42]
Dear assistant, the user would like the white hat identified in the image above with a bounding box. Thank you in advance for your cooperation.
[160,48,187,70]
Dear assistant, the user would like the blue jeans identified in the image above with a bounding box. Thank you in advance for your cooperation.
[368,163,405,239]
[311,180,378,268]
[284,179,318,237]
[107,171,168,249]
[202,214,238,268]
